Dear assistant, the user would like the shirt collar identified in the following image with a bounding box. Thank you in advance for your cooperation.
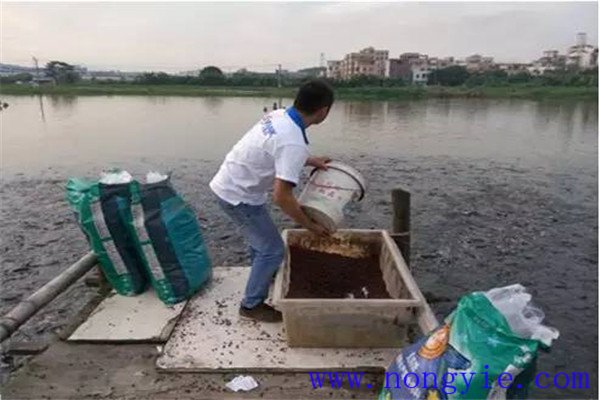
[285,106,309,145]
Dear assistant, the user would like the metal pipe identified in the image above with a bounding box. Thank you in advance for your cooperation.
[0,252,98,343]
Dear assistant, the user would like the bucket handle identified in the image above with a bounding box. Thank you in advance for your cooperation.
[308,165,365,201]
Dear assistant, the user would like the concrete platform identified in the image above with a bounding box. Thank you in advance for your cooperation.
[3,341,382,399]
[68,289,186,343]
[157,267,400,372]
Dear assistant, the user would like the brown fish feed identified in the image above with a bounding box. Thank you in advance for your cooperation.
[285,246,391,299]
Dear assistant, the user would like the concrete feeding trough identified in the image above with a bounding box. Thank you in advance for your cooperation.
[273,229,432,348]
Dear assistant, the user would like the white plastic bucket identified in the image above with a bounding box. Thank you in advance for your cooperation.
[298,161,366,232]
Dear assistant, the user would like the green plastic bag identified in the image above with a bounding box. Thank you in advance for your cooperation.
[379,285,558,400]
[66,178,148,295]
[68,171,211,304]
[128,177,212,305]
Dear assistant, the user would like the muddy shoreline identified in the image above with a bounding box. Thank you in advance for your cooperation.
[1,155,597,398]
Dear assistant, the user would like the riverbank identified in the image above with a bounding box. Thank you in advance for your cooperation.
[1,155,597,398]
[1,83,597,100]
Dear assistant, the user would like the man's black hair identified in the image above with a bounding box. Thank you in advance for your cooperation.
[293,79,334,114]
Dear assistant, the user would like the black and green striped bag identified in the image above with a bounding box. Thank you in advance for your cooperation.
[129,178,212,305]
[66,178,148,295]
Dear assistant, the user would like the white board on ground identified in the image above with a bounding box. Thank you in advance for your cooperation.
[156,267,399,372]
[68,289,186,343]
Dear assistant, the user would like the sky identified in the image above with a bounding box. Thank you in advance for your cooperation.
[1,1,598,73]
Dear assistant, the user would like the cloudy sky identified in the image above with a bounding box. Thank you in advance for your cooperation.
[2,1,597,72]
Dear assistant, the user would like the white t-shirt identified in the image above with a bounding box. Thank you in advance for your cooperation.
[210,109,310,206]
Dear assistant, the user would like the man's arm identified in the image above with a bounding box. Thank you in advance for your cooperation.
[272,178,331,237]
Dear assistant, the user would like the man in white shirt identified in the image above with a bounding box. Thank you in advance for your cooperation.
[210,79,334,322]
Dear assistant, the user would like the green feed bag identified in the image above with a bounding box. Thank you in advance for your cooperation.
[379,286,558,400]
[66,178,148,295]
[128,177,212,305]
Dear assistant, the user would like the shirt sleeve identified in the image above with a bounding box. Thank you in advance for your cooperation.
[274,144,309,186]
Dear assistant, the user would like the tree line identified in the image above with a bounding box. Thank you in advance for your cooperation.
[2,62,597,88]
[119,65,600,88]
[428,65,598,87]
[1,61,81,84]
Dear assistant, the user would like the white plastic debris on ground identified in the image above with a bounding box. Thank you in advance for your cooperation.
[225,375,259,392]
[99,170,133,184]
[146,171,169,183]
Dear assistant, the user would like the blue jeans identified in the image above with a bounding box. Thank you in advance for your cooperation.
[216,196,284,309]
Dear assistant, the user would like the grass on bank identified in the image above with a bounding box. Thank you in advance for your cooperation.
[0,83,597,100]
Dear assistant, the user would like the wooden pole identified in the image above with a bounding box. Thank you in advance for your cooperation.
[0,252,98,343]
[391,188,411,267]
[392,188,410,232]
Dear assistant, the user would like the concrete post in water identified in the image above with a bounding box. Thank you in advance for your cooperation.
[391,188,411,267]
[0,252,98,342]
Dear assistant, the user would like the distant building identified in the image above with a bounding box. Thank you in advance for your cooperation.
[31,77,56,86]
[428,56,455,70]
[542,50,566,68]
[567,32,597,69]
[524,33,597,75]
[385,53,447,85]
[384,59,404,79]
[0,63,36,77]
[386,53,417,81]
[526,64,552,76]
[325,34,598,84]
[540,50,564,69]
[295,67,326,78]
[176,69,201,76]
[74,65,88,76]
[411,62,432,85]
[526,49,566,75]
[497,63,531,75]
[464,54,495,72]
[80,70,140,82]
[327,47,389,80]
[326,60,343,80]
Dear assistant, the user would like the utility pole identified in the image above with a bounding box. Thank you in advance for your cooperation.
[277,64,282,88]
[277,64,282,109]
[31,56,46,121]
[32,56,40,78]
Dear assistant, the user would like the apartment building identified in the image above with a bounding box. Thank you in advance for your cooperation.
[385,53,450,85]
[567,33,598,69]
[326,47,389,80]
[464,54,495,72]
[496,63,531,75]
[326,60,343,80]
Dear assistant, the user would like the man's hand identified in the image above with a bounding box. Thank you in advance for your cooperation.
[273,178,334,237]
[307,220,333,237]
[306,156,332,170]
